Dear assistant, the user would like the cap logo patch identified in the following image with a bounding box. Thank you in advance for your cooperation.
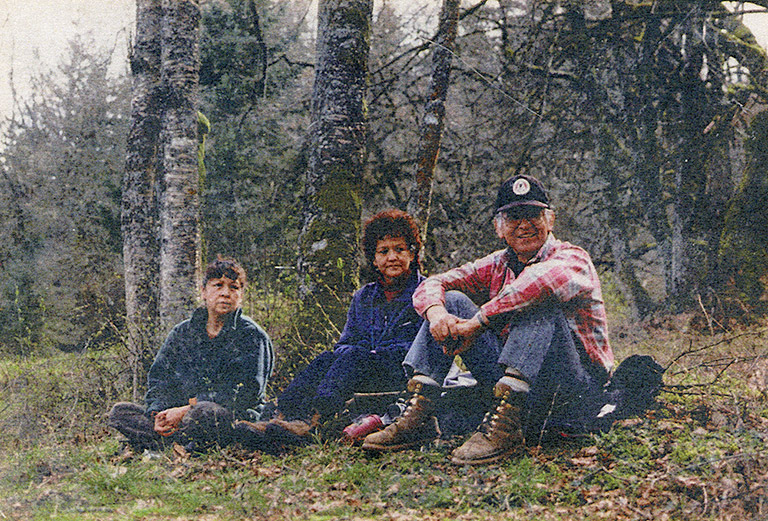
[512,178,531,196]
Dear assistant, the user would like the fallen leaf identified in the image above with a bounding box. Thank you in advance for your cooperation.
[172,442,188,461]
[254,466,282,478]
[656,420,684,431]
[107,465,128,478]
[569,456,598,467]
[617,418,643,427]
[386,483,400,495]
[577,445,600,457]
[674,475,703,488]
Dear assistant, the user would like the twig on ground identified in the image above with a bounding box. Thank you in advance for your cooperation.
[666,328,767,371]
[221,452,250,468]
[696,293,714,336]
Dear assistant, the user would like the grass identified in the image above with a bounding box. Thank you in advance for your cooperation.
[1,318,767,520]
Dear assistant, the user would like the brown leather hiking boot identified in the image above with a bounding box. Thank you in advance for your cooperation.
[362,377,440,451]
[451,379,525,465]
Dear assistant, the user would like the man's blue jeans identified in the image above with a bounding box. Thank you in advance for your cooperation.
[403,291,608,441]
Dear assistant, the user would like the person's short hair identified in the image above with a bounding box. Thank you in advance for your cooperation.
[203,256,247,287]
[362,209,422,272]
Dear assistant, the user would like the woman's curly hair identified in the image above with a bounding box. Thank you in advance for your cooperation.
[362,209,422,273]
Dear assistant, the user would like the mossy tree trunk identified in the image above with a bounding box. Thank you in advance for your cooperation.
[704,7,768,319]
[595,126,654,318]
[158,0,202,335]
[718,110,768,317]
[297,0,372,347]
[123,0,163,400]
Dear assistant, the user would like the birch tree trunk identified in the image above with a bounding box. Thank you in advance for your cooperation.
[158,0,202,334]
[122,0,162,400]
[298,0,372,346]
[410,0,459,245]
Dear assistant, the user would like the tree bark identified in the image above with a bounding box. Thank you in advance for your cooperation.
[718,110,768,316]
[410,0,459,246]
[596,129,654,318]
[158,0,202,334]
[668,41,711,309]
[298,0,372,346]
[123,0,163,400]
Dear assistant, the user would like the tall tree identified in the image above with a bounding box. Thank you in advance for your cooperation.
[122,0,202,394]
[409,0,460,246]
[718,109,768,318]
[123,0,163,397]
[298,0,373,346]
[158,0,203,333]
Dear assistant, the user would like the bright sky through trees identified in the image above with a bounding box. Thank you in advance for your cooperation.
[0,0,766,127]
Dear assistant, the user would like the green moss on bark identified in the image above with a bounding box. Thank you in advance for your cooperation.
[718,111,768,315]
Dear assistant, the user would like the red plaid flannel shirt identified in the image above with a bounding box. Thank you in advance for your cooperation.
[413,235,614,371]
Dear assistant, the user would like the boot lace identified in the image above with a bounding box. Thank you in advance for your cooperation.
[477,399,516,435]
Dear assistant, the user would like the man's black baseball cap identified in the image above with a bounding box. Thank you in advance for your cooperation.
[495,175,550,213]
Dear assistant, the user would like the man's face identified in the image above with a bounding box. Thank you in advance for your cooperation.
[495,206,555,262]
[201,276,244,319]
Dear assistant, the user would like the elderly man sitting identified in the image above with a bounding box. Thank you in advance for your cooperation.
[363,175,613,465]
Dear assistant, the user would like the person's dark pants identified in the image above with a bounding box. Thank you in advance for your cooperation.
[108,400,259,451]
[277,347,408,421]
[403,291,608,442]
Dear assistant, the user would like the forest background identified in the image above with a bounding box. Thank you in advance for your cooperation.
[1,1,768,519]
[2,0,767,375]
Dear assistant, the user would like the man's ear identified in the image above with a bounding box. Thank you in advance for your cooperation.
[545,208,556,228]
[493,215,505,239]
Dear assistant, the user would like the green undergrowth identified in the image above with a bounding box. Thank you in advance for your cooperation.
[1,321,767,520]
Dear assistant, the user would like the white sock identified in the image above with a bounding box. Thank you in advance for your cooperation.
[411,374,440,387]
[498,375,530,393]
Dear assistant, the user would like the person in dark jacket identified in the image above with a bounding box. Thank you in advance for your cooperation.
[265,209,424,439]
[108,257,274,451]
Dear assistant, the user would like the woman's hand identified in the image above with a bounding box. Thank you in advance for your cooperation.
[153,405,191,436]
